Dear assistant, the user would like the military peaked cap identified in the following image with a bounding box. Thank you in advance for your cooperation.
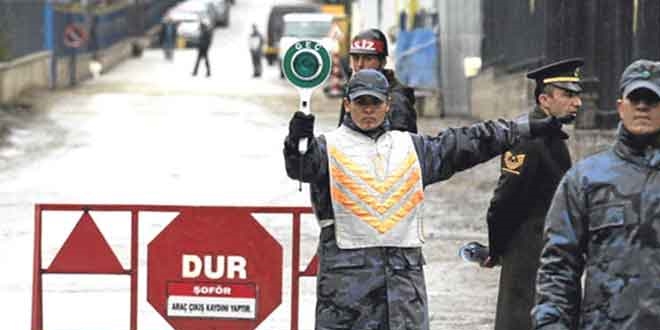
[526,58,584,93]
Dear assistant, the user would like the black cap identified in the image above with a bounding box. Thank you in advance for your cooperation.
[346,69,390,101]
[619,59,660,98]
[526,58,584,93]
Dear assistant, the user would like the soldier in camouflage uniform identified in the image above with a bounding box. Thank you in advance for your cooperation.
[283,69,565,330]
[532,59,660,330]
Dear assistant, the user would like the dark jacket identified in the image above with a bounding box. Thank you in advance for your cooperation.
[285,116,530,230]
[532,125,660,330]
[338,69,418,133]
[485,107,572,330]
[160,22,177,48]
[199,24,212,51]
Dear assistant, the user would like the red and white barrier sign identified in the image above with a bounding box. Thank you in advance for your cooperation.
[31,205,316,330]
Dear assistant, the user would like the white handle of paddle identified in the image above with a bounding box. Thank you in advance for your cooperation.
[298,89,312,155]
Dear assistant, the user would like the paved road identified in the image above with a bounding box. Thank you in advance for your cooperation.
[0,1,504,329]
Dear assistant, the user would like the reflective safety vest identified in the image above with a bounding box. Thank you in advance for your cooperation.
[324,126,425,249]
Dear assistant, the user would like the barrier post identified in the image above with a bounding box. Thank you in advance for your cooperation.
[291,211,301,330]
[31,204,43,330]
[130,210,139,330]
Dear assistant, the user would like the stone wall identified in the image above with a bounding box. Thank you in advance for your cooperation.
[0,51,51,104]
[54,37,138,88]
[469,66,536,120]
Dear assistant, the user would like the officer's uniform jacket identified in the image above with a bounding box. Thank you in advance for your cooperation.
[486,107,572,330]
[284,116,530,330]
[533,125,660,330]
[338,69,418,133]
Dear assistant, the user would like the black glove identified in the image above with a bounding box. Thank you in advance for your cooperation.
[529,116,569,139]
[288,111,315,141]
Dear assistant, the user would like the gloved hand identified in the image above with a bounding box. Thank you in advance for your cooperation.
[529,116,569,139]
[288,111,315,142]
[480,255,500,268]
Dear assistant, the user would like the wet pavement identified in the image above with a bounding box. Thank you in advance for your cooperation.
[0,1,578,329]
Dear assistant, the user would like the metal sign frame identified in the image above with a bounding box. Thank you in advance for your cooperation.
[31,204,316,330]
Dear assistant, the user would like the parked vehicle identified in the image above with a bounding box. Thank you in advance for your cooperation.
[212,0,231,26]
[278,13,336,78]
[189,0,230,27]
[265,3,320,66]
[166,2,214,47]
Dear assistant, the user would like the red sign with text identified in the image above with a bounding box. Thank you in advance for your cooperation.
[147,207,283,330]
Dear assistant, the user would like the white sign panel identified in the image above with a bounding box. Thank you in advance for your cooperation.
[166,282,257,319]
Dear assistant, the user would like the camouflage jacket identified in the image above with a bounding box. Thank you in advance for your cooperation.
[533,125,660,330]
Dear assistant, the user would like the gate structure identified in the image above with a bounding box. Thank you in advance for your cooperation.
[31,204,318,330]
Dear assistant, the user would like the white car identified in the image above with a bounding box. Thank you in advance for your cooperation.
[278,13,336,78]
[188,0,231,27]
[166,1,214,46]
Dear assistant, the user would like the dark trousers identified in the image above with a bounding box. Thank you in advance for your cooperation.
[193,48,210,76]
[315,226,429,330]
[250,51,262,77]
[494,216,544,330]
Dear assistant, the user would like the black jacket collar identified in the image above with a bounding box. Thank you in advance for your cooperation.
[342,114,390,140]
[615,123,660,169]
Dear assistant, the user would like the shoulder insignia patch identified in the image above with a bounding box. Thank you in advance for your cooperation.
[502,151,526,175]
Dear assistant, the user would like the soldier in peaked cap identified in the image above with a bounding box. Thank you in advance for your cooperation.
[469,58,584,330]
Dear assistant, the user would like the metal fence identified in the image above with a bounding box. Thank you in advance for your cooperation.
[481,0,545,71]
[51,0,179,56]
[0,0,178,61]
[481,0,660,127]
[0,0,46,61]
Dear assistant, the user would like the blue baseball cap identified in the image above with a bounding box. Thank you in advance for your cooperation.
[347,69,390,102]
[620,59,660,98]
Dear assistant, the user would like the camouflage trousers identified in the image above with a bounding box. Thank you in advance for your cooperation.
[315,226,429,330]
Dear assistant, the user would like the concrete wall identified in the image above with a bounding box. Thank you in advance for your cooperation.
[0,32,151,103]
[567,127,617,164]
[0,51,51,104]
[436,0,481,117]
[469,66,535,120]
[54,37,138,88]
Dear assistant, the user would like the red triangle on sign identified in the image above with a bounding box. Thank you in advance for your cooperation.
[47,212,125,274]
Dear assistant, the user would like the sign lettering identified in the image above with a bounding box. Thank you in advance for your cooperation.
[182,254,247,279]
[166,282,257,319]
